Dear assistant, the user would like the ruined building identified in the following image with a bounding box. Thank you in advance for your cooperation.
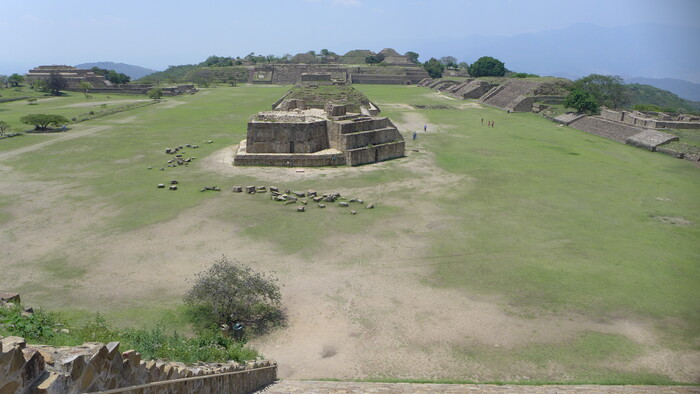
[234,87,405,167]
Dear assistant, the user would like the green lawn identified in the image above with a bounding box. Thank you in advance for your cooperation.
[1,84,698,383]
[356,84,700,342]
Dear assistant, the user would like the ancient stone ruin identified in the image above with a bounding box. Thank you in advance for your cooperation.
[25,65,196,95]
[419,76,572,113]
[234,87,405,167]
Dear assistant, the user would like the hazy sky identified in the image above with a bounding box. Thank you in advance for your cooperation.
[1,0,698,75]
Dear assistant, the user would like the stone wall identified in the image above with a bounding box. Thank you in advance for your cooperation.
[509,95,564,112]
[349,74,410,85]
[600,108,700,130]
[246,119,329,153]
[345,140,405,166]
[0,335,276,394]
[233,141,346,167]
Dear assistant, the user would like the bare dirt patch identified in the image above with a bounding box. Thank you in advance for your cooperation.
[0,125,110,161]
[60,99,149,108]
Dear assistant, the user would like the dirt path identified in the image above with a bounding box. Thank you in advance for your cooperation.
[0,125,109,161]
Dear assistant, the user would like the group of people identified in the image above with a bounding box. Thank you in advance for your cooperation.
[481,118,495,127]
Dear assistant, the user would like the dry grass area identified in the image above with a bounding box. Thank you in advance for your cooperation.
[0,85,698,383]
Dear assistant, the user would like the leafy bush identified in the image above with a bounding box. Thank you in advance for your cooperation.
[564,88,599,114]
[0,305,60,341]
[184,256,285,335]
[423,58,445,78]
[148,88,163,100]
[0,306,258,363]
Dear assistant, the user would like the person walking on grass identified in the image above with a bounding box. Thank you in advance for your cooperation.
[481,118,484,126]
[412,130,417,140]
[424,124,427,132]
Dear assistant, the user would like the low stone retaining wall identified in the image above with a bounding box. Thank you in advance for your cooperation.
[0,335,276,394]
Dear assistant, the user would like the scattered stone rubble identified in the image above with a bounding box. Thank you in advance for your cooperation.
[163,144,198,168]
[232,185,375,213]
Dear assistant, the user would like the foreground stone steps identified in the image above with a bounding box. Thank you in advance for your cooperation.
[259,380,700,393]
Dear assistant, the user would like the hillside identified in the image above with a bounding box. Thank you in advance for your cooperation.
[136,64,198,83]
[625,83,700,113]
[626,77,700,102]
[75,61,158,80]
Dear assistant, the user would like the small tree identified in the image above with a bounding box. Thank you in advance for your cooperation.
[439,56,458,69]
[405,51,420,64]
[79,81,93,98]
[0,121,10,136]
[33,79,48,92]
[46,72,68,96]
[184,256,285,335]
[423,58,445,78]
[564,88,599,114]
[148,88,163,99]
[0,75,8,89]
[20,114,70,131]
[572,74,627,109]
[468,56,506,77]
[8,73,24,87]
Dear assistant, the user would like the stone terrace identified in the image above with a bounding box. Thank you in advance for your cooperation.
[568,116,647,143]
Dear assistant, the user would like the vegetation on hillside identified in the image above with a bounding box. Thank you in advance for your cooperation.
[90,66,131,84]
[136,64,199,84]
[625,83,700,114]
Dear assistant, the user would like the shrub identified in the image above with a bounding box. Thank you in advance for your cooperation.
[184,256,285,335]
[148,88,163,100]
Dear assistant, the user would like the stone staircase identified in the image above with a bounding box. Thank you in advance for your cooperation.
[481,80,532,109]
[453,80,498,99]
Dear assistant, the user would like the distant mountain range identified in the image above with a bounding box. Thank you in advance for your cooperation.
[625,77,700,102]
[74,62,159,80]
[410,23,700,85]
